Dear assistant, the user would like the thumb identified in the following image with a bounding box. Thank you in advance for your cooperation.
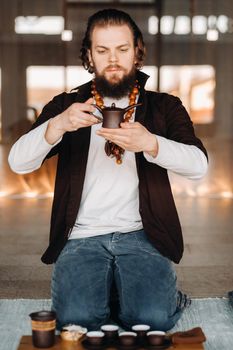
[85,97,94,104]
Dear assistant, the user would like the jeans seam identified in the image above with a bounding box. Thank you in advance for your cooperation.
[92,258,112,322]
[134,231,158,256]
[113,259,126,322]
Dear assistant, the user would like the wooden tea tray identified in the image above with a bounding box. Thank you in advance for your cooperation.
[18,336,205,350]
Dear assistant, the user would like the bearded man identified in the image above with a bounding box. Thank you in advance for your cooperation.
[8,9,208,331]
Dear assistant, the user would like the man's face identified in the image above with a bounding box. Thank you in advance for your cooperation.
[89,24,137,85]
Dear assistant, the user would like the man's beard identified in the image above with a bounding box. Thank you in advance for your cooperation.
[94,66,136,99]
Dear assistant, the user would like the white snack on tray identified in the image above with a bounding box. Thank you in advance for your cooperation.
[60,324,88,342]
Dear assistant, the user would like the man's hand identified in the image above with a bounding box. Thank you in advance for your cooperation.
[45,98,99,144]
[96,121,159,157]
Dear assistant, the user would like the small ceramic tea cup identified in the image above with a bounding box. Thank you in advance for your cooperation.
[86,331,105,345]
[119,332,137,346]
[132,324,150,338]
[147,331,166,345]
[101,324,119,339]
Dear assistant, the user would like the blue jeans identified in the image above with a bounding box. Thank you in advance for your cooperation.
[51,230,183,331]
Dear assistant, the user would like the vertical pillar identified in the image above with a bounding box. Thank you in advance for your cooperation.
[214,44,233,138]
[0,0,27,142]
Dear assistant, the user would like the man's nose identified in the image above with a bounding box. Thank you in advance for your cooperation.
[109,50,118,62]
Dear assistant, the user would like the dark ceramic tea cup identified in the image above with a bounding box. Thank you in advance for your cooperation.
[86,331,105,345]
[132,324,150,339]
[29,310,56,348]
[147,331,166,345]
[119,332,137,346]
[101,324,119,339]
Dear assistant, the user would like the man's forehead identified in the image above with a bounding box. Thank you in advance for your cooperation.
[91,24,134,44]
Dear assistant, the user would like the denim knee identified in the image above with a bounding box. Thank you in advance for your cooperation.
[120,307,181,332]
[55,307,110,331]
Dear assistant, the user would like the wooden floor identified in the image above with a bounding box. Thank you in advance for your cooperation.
[0,195,232,298]
[0,138,232,298]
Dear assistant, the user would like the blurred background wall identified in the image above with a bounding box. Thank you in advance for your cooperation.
[1,0,233,198]
[0,0,232,298]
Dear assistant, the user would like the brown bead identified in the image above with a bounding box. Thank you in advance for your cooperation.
[105,141,111,156]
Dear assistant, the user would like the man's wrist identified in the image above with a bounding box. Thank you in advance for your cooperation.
[49,114,65,132]
[45,115,65,145]
[144,134,159,158]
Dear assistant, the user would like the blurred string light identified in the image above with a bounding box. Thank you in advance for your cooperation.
[15,16,64,35]
[217,15,229,33]
[148,15,231,37]
[148,16,158,35]
[206,15,219,41]
[192,16,207,34]
[61,30,73,41]
[206,29,219,41]
[161,16,174,35]
[14,15,230,38]
[174,16,191,34]
[15,16,72,41]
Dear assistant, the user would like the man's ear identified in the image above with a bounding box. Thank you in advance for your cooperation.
[134,46,139,64]
[88,49,93,67]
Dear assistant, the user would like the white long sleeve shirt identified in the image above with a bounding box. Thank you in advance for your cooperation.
[8,96,208,238]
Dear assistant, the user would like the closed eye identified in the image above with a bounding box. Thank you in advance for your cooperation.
[97,50,106,54]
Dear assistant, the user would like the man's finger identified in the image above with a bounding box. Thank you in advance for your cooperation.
[96,128,126,136]
[73,101,95,113]
[82,112,99,123]
[120,122,140,128]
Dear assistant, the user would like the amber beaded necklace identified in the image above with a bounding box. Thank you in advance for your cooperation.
[91,80,139,164]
